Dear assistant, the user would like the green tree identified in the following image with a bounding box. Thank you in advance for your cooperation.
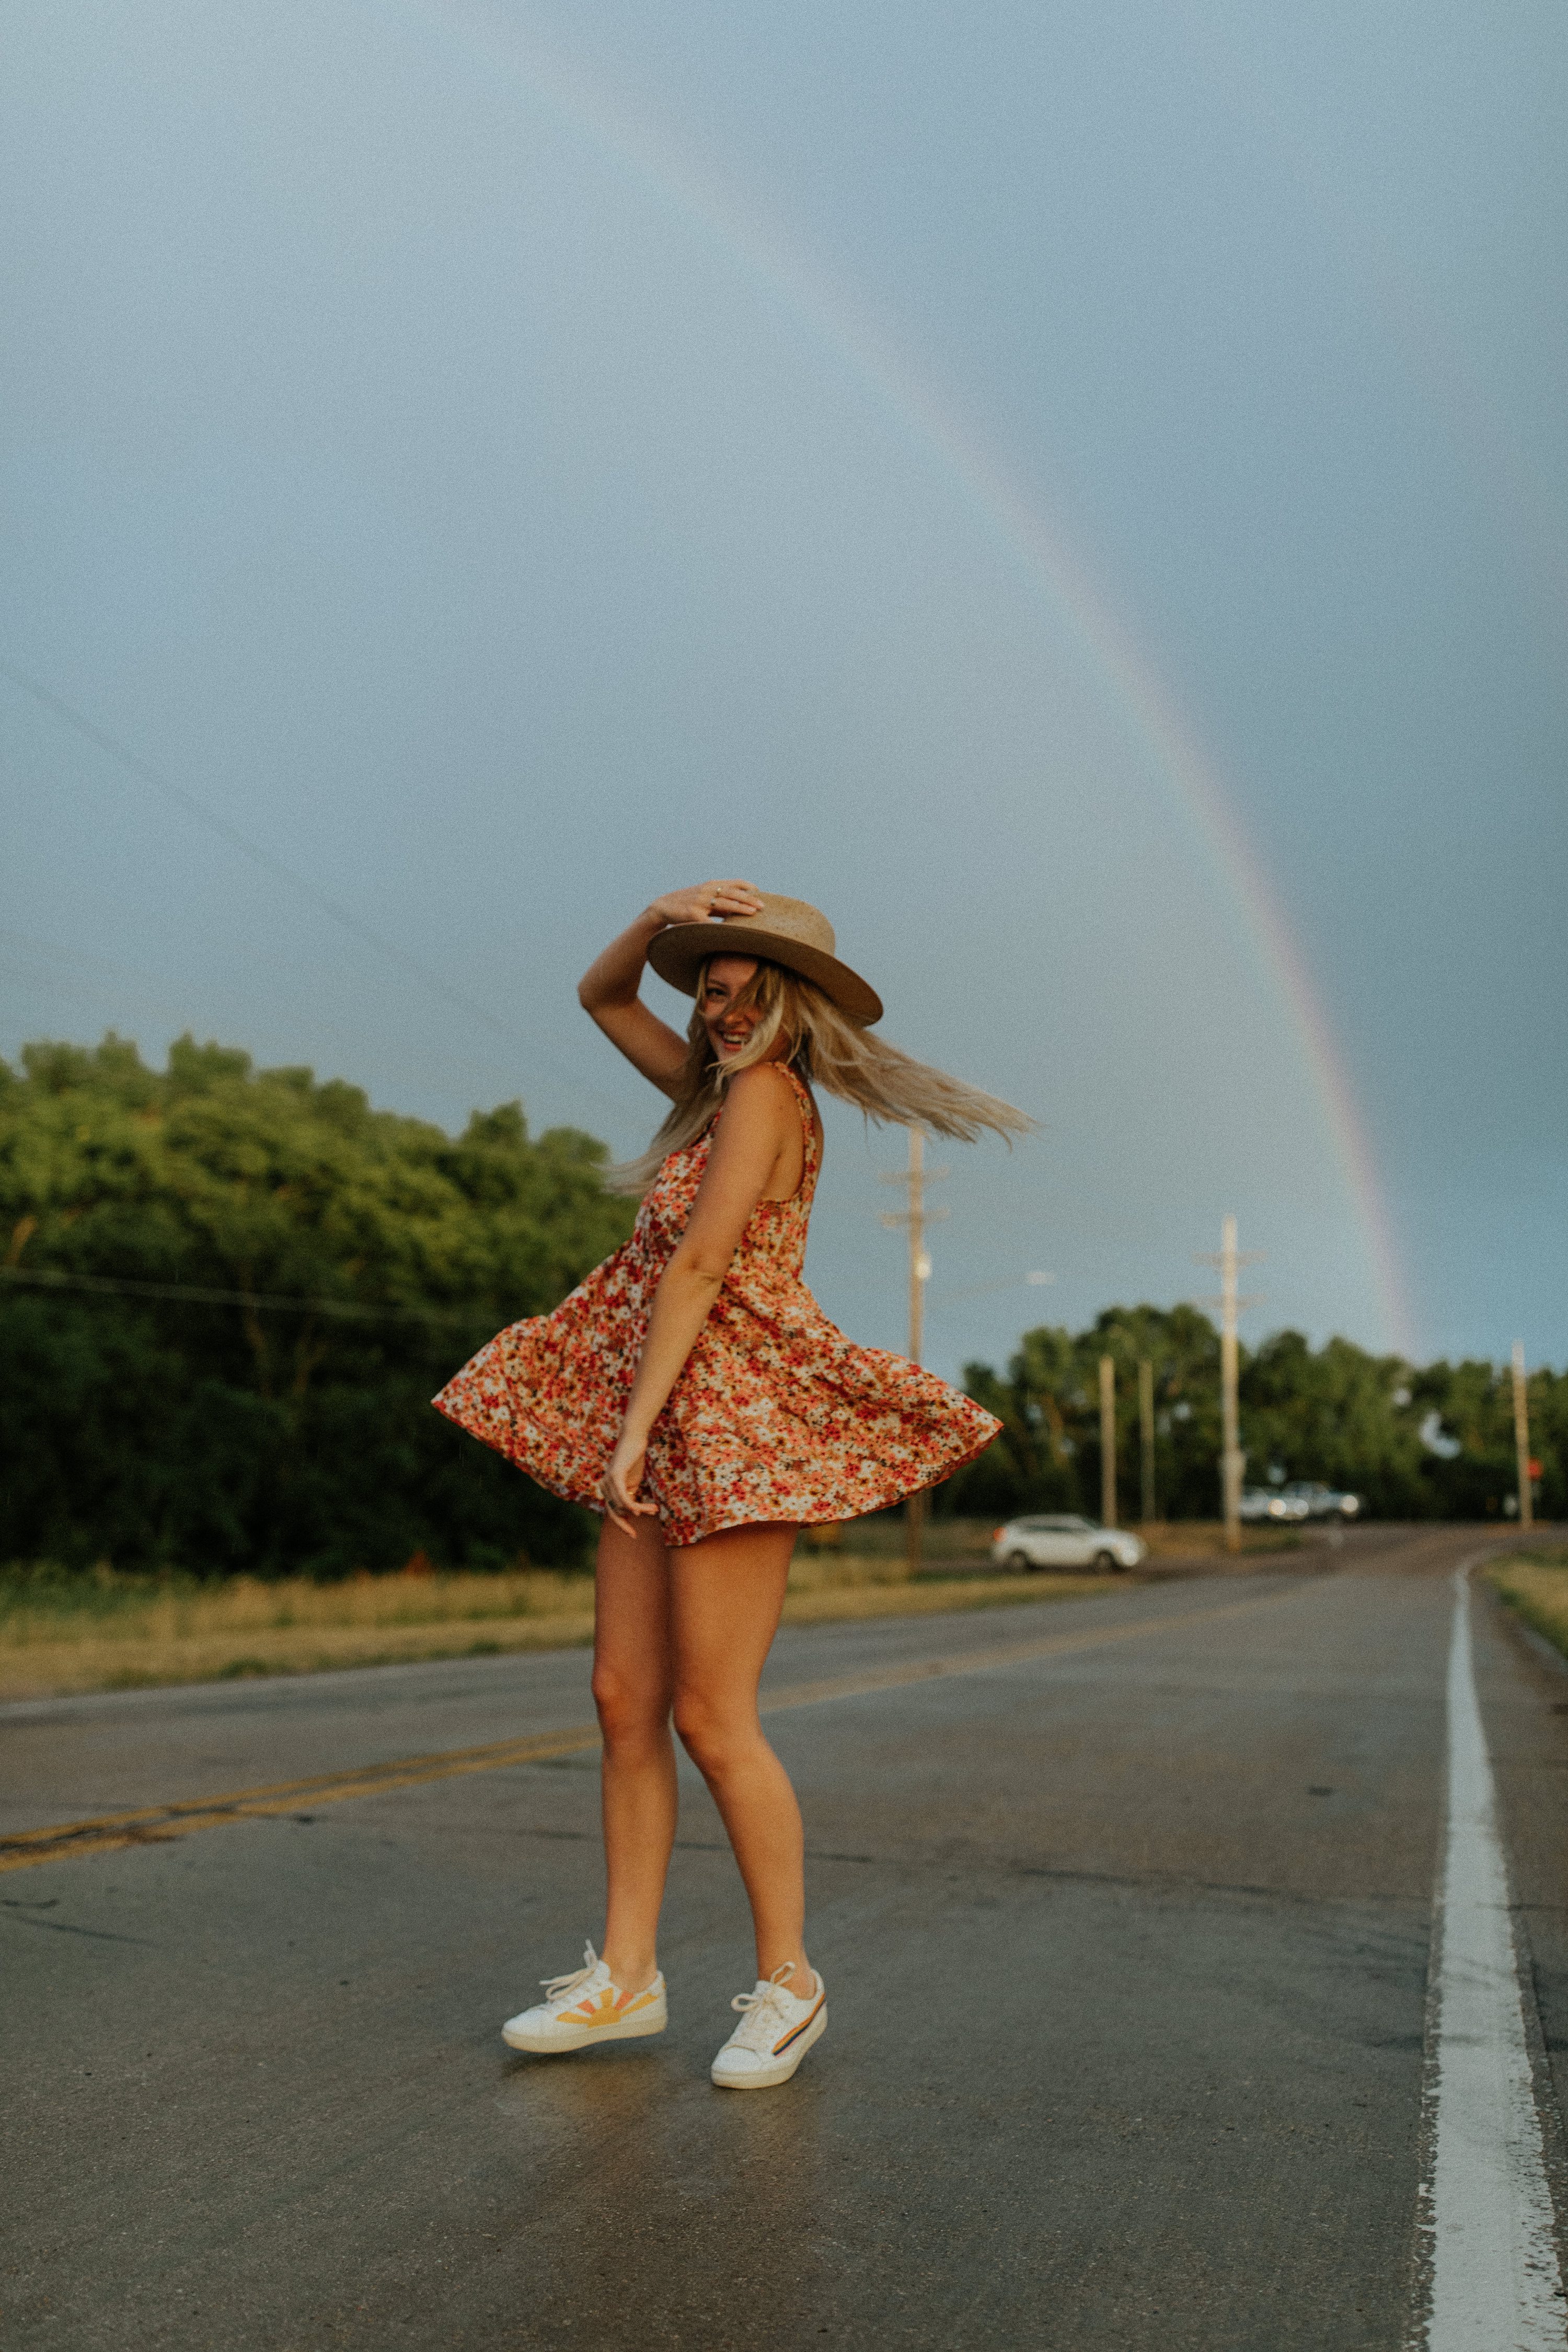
[1239,1331,1431,1515]
[948,1306,1564,1524]
[943,1304,1225,1520]
[1411,1358,1566,1522]
[0,1035,634,1573]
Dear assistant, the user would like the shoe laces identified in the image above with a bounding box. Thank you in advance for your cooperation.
[728,1963,809,2053]
[540,1942,602,2007]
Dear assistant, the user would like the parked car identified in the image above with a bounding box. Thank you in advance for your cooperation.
[1282,1481,1362,1520]
[991,1515,1147,1572]
[1238,1488,1310,1523]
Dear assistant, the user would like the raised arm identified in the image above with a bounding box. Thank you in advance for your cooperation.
[579,881,763,1097]
[602,1063,799,1528]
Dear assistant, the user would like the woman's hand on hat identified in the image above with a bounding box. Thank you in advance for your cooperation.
[603,1431,657,1534]
[648,880,763,929]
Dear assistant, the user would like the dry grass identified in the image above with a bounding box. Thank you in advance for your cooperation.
[1487,1549,1568,1664]
[1132,1520,1306,1558]
[0,1554,1117,1701]
[0,1566,596,1702]
[0,1563,593,1644]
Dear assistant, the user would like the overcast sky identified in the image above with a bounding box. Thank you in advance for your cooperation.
[3,0,1563,1380]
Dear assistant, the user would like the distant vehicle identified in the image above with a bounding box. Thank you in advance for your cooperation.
[991,1515,1147,1572]
[1239,1488,1310,1524]
[1282,1481,1362,1521]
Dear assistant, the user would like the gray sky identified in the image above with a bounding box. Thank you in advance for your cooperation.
[3,0,1563,1381]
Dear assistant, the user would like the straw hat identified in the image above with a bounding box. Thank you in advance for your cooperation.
[647,891,883,1026]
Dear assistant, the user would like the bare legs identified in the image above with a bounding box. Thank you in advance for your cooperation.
[670,1525,811,1994]
[591,1516,812,1999]
[592,1512,678,1993]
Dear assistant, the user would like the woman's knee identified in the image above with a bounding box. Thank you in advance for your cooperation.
[592,1659,671,1747]
[672,1687,754,1779]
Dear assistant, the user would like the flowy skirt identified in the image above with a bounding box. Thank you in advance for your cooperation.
[433,1243,1000,1549]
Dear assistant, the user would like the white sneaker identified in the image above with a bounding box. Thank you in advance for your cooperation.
[501,1943,667,2054]
[710,1964,826,2089]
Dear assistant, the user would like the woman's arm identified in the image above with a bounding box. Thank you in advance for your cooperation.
[602,1064,796,1529]
[579,880,763,1097]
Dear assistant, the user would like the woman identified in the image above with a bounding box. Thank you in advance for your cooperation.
[433,882,1027,2089]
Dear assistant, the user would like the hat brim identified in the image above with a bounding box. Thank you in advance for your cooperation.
[646,923,883,1026]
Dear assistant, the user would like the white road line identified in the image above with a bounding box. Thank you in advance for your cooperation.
[1422,1566,1566,2350]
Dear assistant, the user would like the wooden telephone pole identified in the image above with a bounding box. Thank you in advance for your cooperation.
[880,1128,948,1571]
[1099,1357,1117,1527]
[1196,1216,1263,1553]
[1513,1340,1535,1530]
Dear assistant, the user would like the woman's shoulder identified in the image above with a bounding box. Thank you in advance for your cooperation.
[723,1061,801,1104]
[721,1063,820,1158]
[716,1062,811,1136]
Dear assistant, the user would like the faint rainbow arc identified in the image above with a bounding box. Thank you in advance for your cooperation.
[391,0,1415,1355]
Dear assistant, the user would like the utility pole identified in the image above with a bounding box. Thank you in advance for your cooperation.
[1513,1340,1535,1530]
[1196,1215,1264,1554]
[1099,1356,1117,1528]
[1219,1220,1242,1552]
[880,1128,948,1572]
[1138,1357,1156,1526]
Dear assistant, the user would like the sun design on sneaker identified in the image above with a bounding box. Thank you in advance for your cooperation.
[562,1984,659,2027]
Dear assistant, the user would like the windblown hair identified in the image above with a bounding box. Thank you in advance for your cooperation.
[607,958,1031,1196]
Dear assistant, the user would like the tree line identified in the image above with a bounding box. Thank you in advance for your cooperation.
[943,1304,1563,1526]
[2,1036,1558,1576]
[1,1035,633,1575]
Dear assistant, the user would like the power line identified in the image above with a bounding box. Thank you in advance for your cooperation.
[0,1264,503,1328]
[0,658,628,1117]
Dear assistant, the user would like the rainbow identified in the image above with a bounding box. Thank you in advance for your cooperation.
[387,0,1416,1355]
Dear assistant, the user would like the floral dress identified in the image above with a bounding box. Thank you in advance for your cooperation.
[431,1066,1000,1547]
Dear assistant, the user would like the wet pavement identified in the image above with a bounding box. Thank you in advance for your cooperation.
[5,1527,1565,2348]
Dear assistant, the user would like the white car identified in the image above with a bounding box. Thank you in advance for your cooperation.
[991,1515,1147,1572]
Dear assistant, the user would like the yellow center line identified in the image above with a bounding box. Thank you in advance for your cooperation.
[1,1582,1306,1876]
[755,1585,1300,1709]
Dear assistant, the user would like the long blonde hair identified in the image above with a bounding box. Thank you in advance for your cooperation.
[607,958,1031,1195]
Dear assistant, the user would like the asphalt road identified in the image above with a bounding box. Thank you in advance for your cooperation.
[5,1527,1566,2350]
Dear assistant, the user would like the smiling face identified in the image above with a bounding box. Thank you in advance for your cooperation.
[699,955,765,1062]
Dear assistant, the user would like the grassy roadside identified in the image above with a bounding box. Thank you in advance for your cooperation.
[1485,1548,1568,1665]
[0,1556,1121,1702]
[0,1514,1310,1702]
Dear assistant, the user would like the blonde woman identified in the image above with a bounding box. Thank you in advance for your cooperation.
[434,883,1027,2089]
